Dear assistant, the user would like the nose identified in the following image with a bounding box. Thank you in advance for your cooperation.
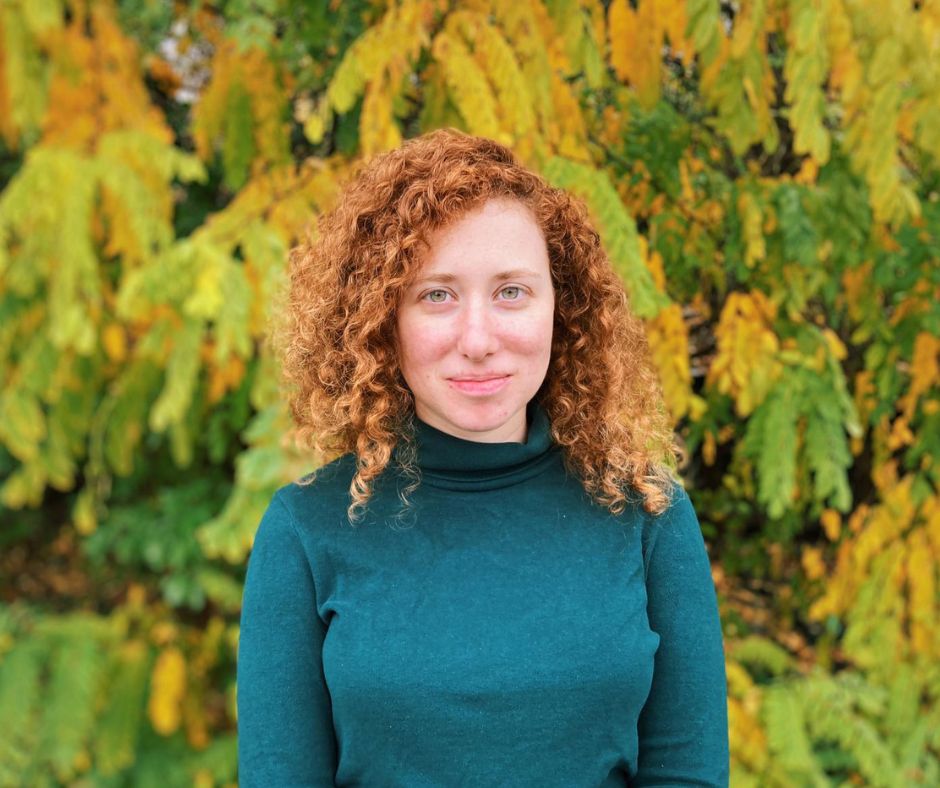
[455,300,499,360]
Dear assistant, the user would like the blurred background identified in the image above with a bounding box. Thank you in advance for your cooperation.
[1,0,938,785]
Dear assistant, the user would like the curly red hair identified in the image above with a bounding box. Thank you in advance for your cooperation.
[272,128,683,523]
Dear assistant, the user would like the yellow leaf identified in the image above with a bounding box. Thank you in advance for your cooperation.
[72,748,91,772]
[725,660,755,697]
[705,291,781,417]
[794,156,818,183]
[737,191,765,268]
[730,9,756,60]
[72,488,97,536]
[41,4,172,150]
[184,686,210,749]
[608,0,661,107]
[102,323,127,363]
[821,508,841,541]
[801,545,826,581]
[898,332,940,421]
[148,647,186,736]
[702,430,717,466]
[127,583,147,608]
[607,0,636,79]
[679,157,696,203]
[656,0,692,64]
[183,246,226,320]
[646,303,693,421]
[905,528,936,656]
[194,770,214,788]
[727,693,768,770]
[432,30,501,139]
[303,113,325,144]
[887,416,914,450]
[461,11,538,138]
[359,73,402,156]
[923,496,940,557]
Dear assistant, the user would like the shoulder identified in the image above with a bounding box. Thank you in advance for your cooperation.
[642,478,697,528]
[640,479,704,574]
[273,453,359,535]
[247,454,359,582]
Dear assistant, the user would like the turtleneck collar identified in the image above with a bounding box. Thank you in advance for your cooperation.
[397,399,560,491]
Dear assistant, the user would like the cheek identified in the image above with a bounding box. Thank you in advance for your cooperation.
[397,317,451,372]
[504,311,555,357]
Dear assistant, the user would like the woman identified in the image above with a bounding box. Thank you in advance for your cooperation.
[237,128,729,787]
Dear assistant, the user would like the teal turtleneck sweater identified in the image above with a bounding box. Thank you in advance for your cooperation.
[237,401,729,787]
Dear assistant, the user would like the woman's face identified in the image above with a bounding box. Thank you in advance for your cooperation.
[395,198,555,443]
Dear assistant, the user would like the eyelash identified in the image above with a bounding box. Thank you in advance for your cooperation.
[421,286,525,303]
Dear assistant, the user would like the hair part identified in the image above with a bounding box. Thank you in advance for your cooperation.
[271,128,683,524]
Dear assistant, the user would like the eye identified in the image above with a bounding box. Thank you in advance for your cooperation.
[421,289,450,303]
[499,286,523,300]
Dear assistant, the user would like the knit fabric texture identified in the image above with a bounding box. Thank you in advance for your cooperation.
[237,400,729,787]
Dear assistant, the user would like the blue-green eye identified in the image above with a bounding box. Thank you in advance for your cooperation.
[500,286,522,300]
[423,289,449,303]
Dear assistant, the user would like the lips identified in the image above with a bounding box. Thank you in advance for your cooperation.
[447,374,511,395]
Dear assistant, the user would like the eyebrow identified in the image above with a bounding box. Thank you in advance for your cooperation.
[413,268,543,285]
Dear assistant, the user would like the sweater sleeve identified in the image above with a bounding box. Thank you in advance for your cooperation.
[237,491,338,787]
[635,483,730,787]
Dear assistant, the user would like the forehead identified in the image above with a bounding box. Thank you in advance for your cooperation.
[418,198,548,272]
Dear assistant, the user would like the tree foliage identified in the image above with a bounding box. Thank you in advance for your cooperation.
[1,0,939,784]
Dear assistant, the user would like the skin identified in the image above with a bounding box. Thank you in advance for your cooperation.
[395,197,556,443]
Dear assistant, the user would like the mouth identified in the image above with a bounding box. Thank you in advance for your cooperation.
[447,375,511,395]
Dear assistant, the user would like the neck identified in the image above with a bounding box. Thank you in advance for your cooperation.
[391,399,558,492]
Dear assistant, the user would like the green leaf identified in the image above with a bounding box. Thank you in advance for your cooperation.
[222,84,255,192]
[742,377,799,519]
[0,639,44,783]
[543,156,671,318]
[37,627,107,782]
[150,319,204,434]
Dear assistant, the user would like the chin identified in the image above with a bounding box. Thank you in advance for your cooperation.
[448,400,526,432]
